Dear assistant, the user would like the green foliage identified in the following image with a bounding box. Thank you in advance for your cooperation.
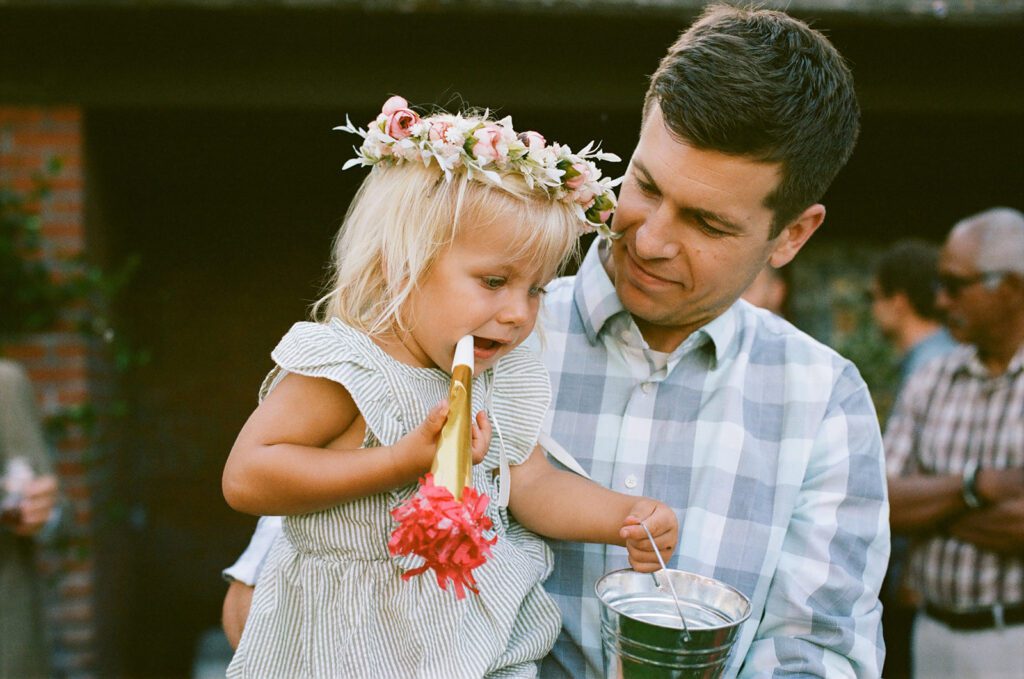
[1,158,148,436]
[791,241,901,423]
[0,157,66,332]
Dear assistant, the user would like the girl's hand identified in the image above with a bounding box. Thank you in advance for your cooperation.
[470,410,492,465]
[388,402,493,478]
[619,499,679,573]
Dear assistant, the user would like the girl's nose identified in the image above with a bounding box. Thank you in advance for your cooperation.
[497,293,530,327]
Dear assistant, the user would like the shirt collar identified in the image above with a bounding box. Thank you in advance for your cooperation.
[572,238,627,344]
[571,238,737,365]
[953,342,1024,379]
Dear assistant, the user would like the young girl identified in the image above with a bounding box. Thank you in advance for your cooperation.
[222,97,678,678]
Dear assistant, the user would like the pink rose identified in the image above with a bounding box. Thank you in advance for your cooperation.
[386,108,419,140]
[472,124,506,162]
[564,162,591,190]
[573,186,597,205]
[429,121,452,143]
[518,130,546,151]
[381,96,409,116]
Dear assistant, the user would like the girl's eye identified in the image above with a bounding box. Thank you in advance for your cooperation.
[482,276,506,290]
[528,285,547,298]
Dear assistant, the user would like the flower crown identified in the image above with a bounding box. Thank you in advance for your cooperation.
[335,96,622,236]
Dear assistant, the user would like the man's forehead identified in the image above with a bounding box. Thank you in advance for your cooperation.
[939,230,980,271]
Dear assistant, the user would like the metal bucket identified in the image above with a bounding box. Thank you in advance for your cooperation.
[596,568,751,679]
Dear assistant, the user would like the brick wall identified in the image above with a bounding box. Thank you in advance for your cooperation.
[1,107,97,677]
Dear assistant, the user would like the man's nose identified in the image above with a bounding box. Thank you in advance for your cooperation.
[633,204,680,260]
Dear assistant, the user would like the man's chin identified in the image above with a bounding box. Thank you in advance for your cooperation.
[945,324,971,345]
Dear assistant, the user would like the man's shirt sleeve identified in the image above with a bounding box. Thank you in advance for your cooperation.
[739,363,890,678]
[222,515,282,585]
[883,367,932,477]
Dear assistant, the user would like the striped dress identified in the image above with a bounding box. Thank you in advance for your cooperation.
[226,320,561,679]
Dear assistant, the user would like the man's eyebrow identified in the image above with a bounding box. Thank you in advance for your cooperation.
[632,160,659,192]
[633,159,745,233]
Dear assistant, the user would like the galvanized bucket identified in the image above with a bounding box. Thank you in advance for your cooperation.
[596,568,752,679]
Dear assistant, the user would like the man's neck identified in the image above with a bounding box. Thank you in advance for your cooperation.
[633,317,693,353]
[976,316,1024,376]
[898,317,944,354]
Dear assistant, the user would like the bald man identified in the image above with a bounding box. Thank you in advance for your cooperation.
[885,207,1024,679]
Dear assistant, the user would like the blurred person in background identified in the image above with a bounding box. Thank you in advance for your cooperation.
[870,239,957,391]
[869,239,958,678]
[0,359,61,679]
[885,207,1024,679]
[740,264,791,318]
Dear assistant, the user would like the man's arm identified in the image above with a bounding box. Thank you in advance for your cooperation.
[888,467,1024,533]
[222,580,254,650]
[221,515,282,649]
[949,474,1024,553]
[740,367,889,678]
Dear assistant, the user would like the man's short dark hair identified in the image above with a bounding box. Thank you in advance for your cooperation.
[645,4,860,237]
[875,239,942,320]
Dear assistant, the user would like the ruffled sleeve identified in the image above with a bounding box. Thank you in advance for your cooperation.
[484,345,552,467]
[258,321,412,448]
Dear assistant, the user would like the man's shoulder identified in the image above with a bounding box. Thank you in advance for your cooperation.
[901,343,971,394]
[545,275,576,305]
[539,275,580,333]
[734,301,852,370]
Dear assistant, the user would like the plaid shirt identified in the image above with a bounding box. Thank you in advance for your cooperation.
[534,240,889,678]
[884,343,1024,610]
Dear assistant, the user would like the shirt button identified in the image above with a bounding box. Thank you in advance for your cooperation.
[641,381,654,394]
[624,474,638,489]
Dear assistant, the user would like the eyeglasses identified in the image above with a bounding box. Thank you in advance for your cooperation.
[934,271,1006,297]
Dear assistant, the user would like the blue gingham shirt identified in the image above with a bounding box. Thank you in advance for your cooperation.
[535,240,889,678]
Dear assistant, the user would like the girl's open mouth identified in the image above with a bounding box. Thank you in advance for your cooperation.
[472,336,504,360]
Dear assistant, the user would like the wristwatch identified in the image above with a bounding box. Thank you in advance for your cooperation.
[961,459,983,509]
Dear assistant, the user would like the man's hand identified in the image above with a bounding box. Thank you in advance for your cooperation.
[949,496,1024,554]
[619,499,679,573]
[222,580,255,650]
[11,474,58,537]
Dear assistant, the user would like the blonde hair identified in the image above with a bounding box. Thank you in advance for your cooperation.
[313,160,581,336]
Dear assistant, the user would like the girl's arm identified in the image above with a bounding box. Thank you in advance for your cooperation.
[508,445,678,572]
[222,373,489,516]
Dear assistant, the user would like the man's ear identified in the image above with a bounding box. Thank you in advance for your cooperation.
[890,291,913,318]
[768,204,826,268]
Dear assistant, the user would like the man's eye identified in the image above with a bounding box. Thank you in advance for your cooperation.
[635,178,658,196]
[697,218,728,237]
[482,276,506,289]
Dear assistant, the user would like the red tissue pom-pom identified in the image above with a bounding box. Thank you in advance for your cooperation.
[388,474,498,600]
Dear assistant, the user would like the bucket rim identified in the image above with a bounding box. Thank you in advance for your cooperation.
[595,568,753,631]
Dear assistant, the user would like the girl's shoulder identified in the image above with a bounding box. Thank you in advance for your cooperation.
[483,345,551,461]
[259,320,388,402]
[270,320,380,371]
[492,344,550,393]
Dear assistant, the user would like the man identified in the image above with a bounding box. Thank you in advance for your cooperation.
[224,5,889,676]
[869,240,958,678]
[885,207,1024,679]
[741,264,791,318]
[870,240,957,390]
